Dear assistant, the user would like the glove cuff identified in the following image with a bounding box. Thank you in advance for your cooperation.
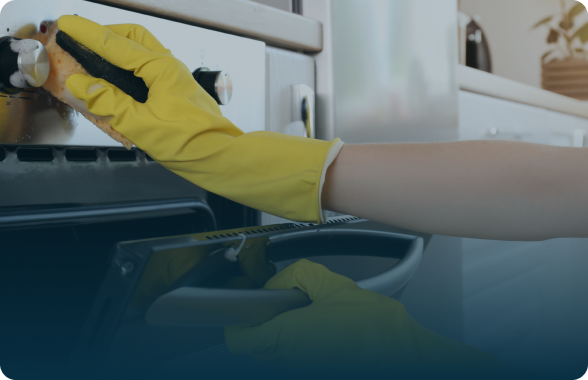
[318,140,345,224]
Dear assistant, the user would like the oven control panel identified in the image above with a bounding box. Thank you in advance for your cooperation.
[0,0,266,146]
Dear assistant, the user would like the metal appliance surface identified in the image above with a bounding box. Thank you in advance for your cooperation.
[0,3,267,379]
[0,0,266,211]
[68,217,427,379]
[0,2,431,379]
[261,46,315,226]
[0,36,49,92]
[305,0,459,143]
[300,0,468,349]
[0,0,266,146]
[144,227,423,327]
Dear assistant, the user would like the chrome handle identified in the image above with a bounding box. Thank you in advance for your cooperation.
[356,237,423,296]
[145,231,424,327]
[486,127,528,140]
[146,287,311,327]
[574,129,586,147]
[550,129,587,147]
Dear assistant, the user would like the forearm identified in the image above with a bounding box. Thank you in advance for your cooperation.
[322,140,588,241]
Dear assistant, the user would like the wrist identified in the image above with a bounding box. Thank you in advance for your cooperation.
[318,140,345,223]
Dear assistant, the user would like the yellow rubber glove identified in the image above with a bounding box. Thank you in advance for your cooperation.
[225,260,540,379]
[58,15,343,224]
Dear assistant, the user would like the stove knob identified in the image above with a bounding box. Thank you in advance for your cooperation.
[0,36,49,94]
[192,68,232,105]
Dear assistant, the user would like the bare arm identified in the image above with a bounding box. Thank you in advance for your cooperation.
[322,140,588,241]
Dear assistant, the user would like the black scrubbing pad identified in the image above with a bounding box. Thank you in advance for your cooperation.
[56,30,149,103]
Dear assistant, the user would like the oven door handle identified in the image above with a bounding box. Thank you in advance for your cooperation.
[356,236,423,296]
[145,237,423,327]
[145,287,311,327]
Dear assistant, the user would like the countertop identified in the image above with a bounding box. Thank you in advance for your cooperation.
[458,64,588,119]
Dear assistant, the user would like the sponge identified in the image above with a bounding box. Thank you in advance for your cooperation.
[55,30,148,103]
[33,23,142,149]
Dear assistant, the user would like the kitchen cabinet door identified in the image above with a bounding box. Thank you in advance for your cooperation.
[459,90,588,147]
[459,89,588,377]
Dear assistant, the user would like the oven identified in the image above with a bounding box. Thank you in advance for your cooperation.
[0,1,428,379]
[0,0,263,378]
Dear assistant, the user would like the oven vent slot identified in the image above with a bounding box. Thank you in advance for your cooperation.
[108,149,136,162]
[203,223,318,240]
[0,146,5,162]
[65,148,98,162]
[16,147,54,162]
[326,216,360,224]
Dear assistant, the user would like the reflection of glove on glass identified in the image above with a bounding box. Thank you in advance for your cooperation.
[225,260,538,379]
[59,15,343,224]
[130,244,211,311]
[131,229,276,311]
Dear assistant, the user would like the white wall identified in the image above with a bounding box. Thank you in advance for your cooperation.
[460,0,588,88]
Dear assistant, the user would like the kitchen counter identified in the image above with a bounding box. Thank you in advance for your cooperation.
[458,64,588,120]
[90,0,322,52]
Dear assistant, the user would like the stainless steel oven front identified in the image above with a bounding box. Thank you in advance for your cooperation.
[0,1,266,379]
[0,2,428,380]
[0,0,265,210]
[0,0,266,146]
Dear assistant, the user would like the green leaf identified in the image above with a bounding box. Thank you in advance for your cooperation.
[532,15,553,29]
[560,19,574,31]
[573,23,588,43]
[569,2,586,20]
[547,28,560,43]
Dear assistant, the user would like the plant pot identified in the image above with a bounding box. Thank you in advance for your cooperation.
[542,58,588,100]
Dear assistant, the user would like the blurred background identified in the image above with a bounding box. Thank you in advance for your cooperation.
[460,0,588,99]
[255,0,588,100]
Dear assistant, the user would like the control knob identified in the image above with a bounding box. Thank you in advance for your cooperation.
[0,36,49,94]
[192,67,232,105]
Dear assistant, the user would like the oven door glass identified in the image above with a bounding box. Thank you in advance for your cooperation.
[67,217,427,378]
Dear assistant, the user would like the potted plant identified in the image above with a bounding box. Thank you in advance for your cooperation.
[533,0,588,99]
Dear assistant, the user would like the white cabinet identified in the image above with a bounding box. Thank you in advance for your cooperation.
[458,89,588,377]
[459,90,588,147]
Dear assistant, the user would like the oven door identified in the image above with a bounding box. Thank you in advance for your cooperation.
[66,217,429,379]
